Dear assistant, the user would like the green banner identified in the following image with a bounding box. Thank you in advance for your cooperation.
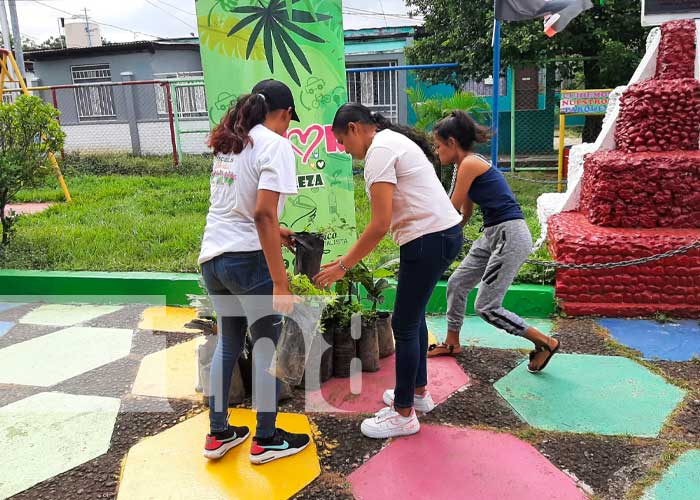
[195,0,356,269]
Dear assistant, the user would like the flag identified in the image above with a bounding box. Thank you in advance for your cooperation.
[495,0,593,36]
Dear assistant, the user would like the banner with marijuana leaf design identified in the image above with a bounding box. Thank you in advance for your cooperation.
[195,0,356,270]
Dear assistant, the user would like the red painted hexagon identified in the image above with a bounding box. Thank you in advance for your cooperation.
[349,425,587,500]
[305,355,469,413]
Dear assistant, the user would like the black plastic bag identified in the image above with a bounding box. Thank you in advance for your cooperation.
[272,319,307,386]
[376,312,395,358]
[291,232,325,279]
[358,317,380,372]
[331,323,356,378]
[299,328,334,390]
[270,299,326,387]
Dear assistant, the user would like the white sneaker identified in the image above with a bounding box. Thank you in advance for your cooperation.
[383,389,436,413]
[360,406,420,439]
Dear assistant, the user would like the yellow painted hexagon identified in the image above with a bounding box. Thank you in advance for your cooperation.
[428,331,438,346]
[138,307,201,333]
[131,336,205,401]
[118,410,320,500]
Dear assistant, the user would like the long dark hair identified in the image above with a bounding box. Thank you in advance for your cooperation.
[433,110,491,152]
[209,93,269,155]
[332,103,437,163]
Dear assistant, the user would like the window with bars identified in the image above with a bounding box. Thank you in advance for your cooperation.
[71,64,116,121]
[154,72,208,119]
[346,61,399,123]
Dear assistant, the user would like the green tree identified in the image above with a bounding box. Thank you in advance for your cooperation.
[0,95,65,245]
[405,0,648,140]
[22,36,65,51]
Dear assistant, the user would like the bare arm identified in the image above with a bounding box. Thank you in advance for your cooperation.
[450,156,489,219]
[460,198,474,226]
[255,190,301,313]
[314,183,393,287]
[254,190,287,286]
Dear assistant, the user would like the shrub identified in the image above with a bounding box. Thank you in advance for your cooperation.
[0,95,65,245]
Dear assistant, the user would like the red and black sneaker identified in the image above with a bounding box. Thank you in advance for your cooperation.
[249,428,311,465]
[203,425,250,460]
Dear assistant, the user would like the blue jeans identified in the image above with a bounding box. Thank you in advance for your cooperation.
[392,225,463,409]
[201,251,281,439]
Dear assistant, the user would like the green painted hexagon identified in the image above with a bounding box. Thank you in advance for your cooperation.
[494,354,686,437]
[426,315,554,349]
[642,450,700,500]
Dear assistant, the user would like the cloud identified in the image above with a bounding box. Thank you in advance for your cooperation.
[9,0,417,44]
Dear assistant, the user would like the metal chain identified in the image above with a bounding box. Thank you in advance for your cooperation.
[462,237,700,270]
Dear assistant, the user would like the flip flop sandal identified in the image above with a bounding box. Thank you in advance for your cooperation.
[428,343,460,358]
[527,339,561,373]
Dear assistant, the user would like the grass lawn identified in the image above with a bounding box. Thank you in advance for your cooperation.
[1,156,557,283]
[4,174,210,272]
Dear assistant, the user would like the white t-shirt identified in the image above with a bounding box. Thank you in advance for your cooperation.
[198,124,298,264]
[364,129,462,246]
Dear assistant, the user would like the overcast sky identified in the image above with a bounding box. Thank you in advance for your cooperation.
[6,0,420,44]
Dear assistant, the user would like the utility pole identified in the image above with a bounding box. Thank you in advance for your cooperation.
[7,0,25,79]
[58,17,65,48]
[0,0,12,53]
[84,7,92,47]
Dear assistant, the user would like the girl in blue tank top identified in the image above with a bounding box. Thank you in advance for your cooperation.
[429,111,560,373]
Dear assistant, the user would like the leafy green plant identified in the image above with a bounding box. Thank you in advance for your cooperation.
[288,272,334,297]
[346,262,393,313]
[228,0,332,85]
[0,95,65,245]
[407,88,491,132]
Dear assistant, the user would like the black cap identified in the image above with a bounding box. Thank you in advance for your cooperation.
[252,79,300,122]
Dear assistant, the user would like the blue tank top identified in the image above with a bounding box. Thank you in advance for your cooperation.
[467,156,524,227]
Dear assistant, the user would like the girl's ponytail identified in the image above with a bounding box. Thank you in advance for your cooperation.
[434,110,491,152]
[209,93,269,155]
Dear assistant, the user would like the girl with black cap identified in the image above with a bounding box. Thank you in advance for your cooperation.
[199,79,310,464]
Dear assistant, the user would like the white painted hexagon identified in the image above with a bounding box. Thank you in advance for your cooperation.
[0,327,133,387]
[0,392,120,499]
[20,304,123,327]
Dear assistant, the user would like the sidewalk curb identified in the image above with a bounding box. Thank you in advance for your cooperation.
[0,270,556,317]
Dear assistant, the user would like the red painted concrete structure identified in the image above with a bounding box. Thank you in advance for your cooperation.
[549,20,700,317]
[580,151,700,228]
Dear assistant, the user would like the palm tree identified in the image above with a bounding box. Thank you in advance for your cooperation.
[227,0,332,85]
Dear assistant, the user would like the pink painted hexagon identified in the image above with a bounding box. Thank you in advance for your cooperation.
[350,425,587,500]
[305,354,469,413]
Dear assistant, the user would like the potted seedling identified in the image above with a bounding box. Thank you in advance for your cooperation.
[323,274,362,378]
[351,262,395,370]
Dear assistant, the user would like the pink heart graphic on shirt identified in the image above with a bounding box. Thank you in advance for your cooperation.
[286,124,324,164]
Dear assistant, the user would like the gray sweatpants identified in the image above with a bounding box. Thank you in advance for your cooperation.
[447,219,533,336]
